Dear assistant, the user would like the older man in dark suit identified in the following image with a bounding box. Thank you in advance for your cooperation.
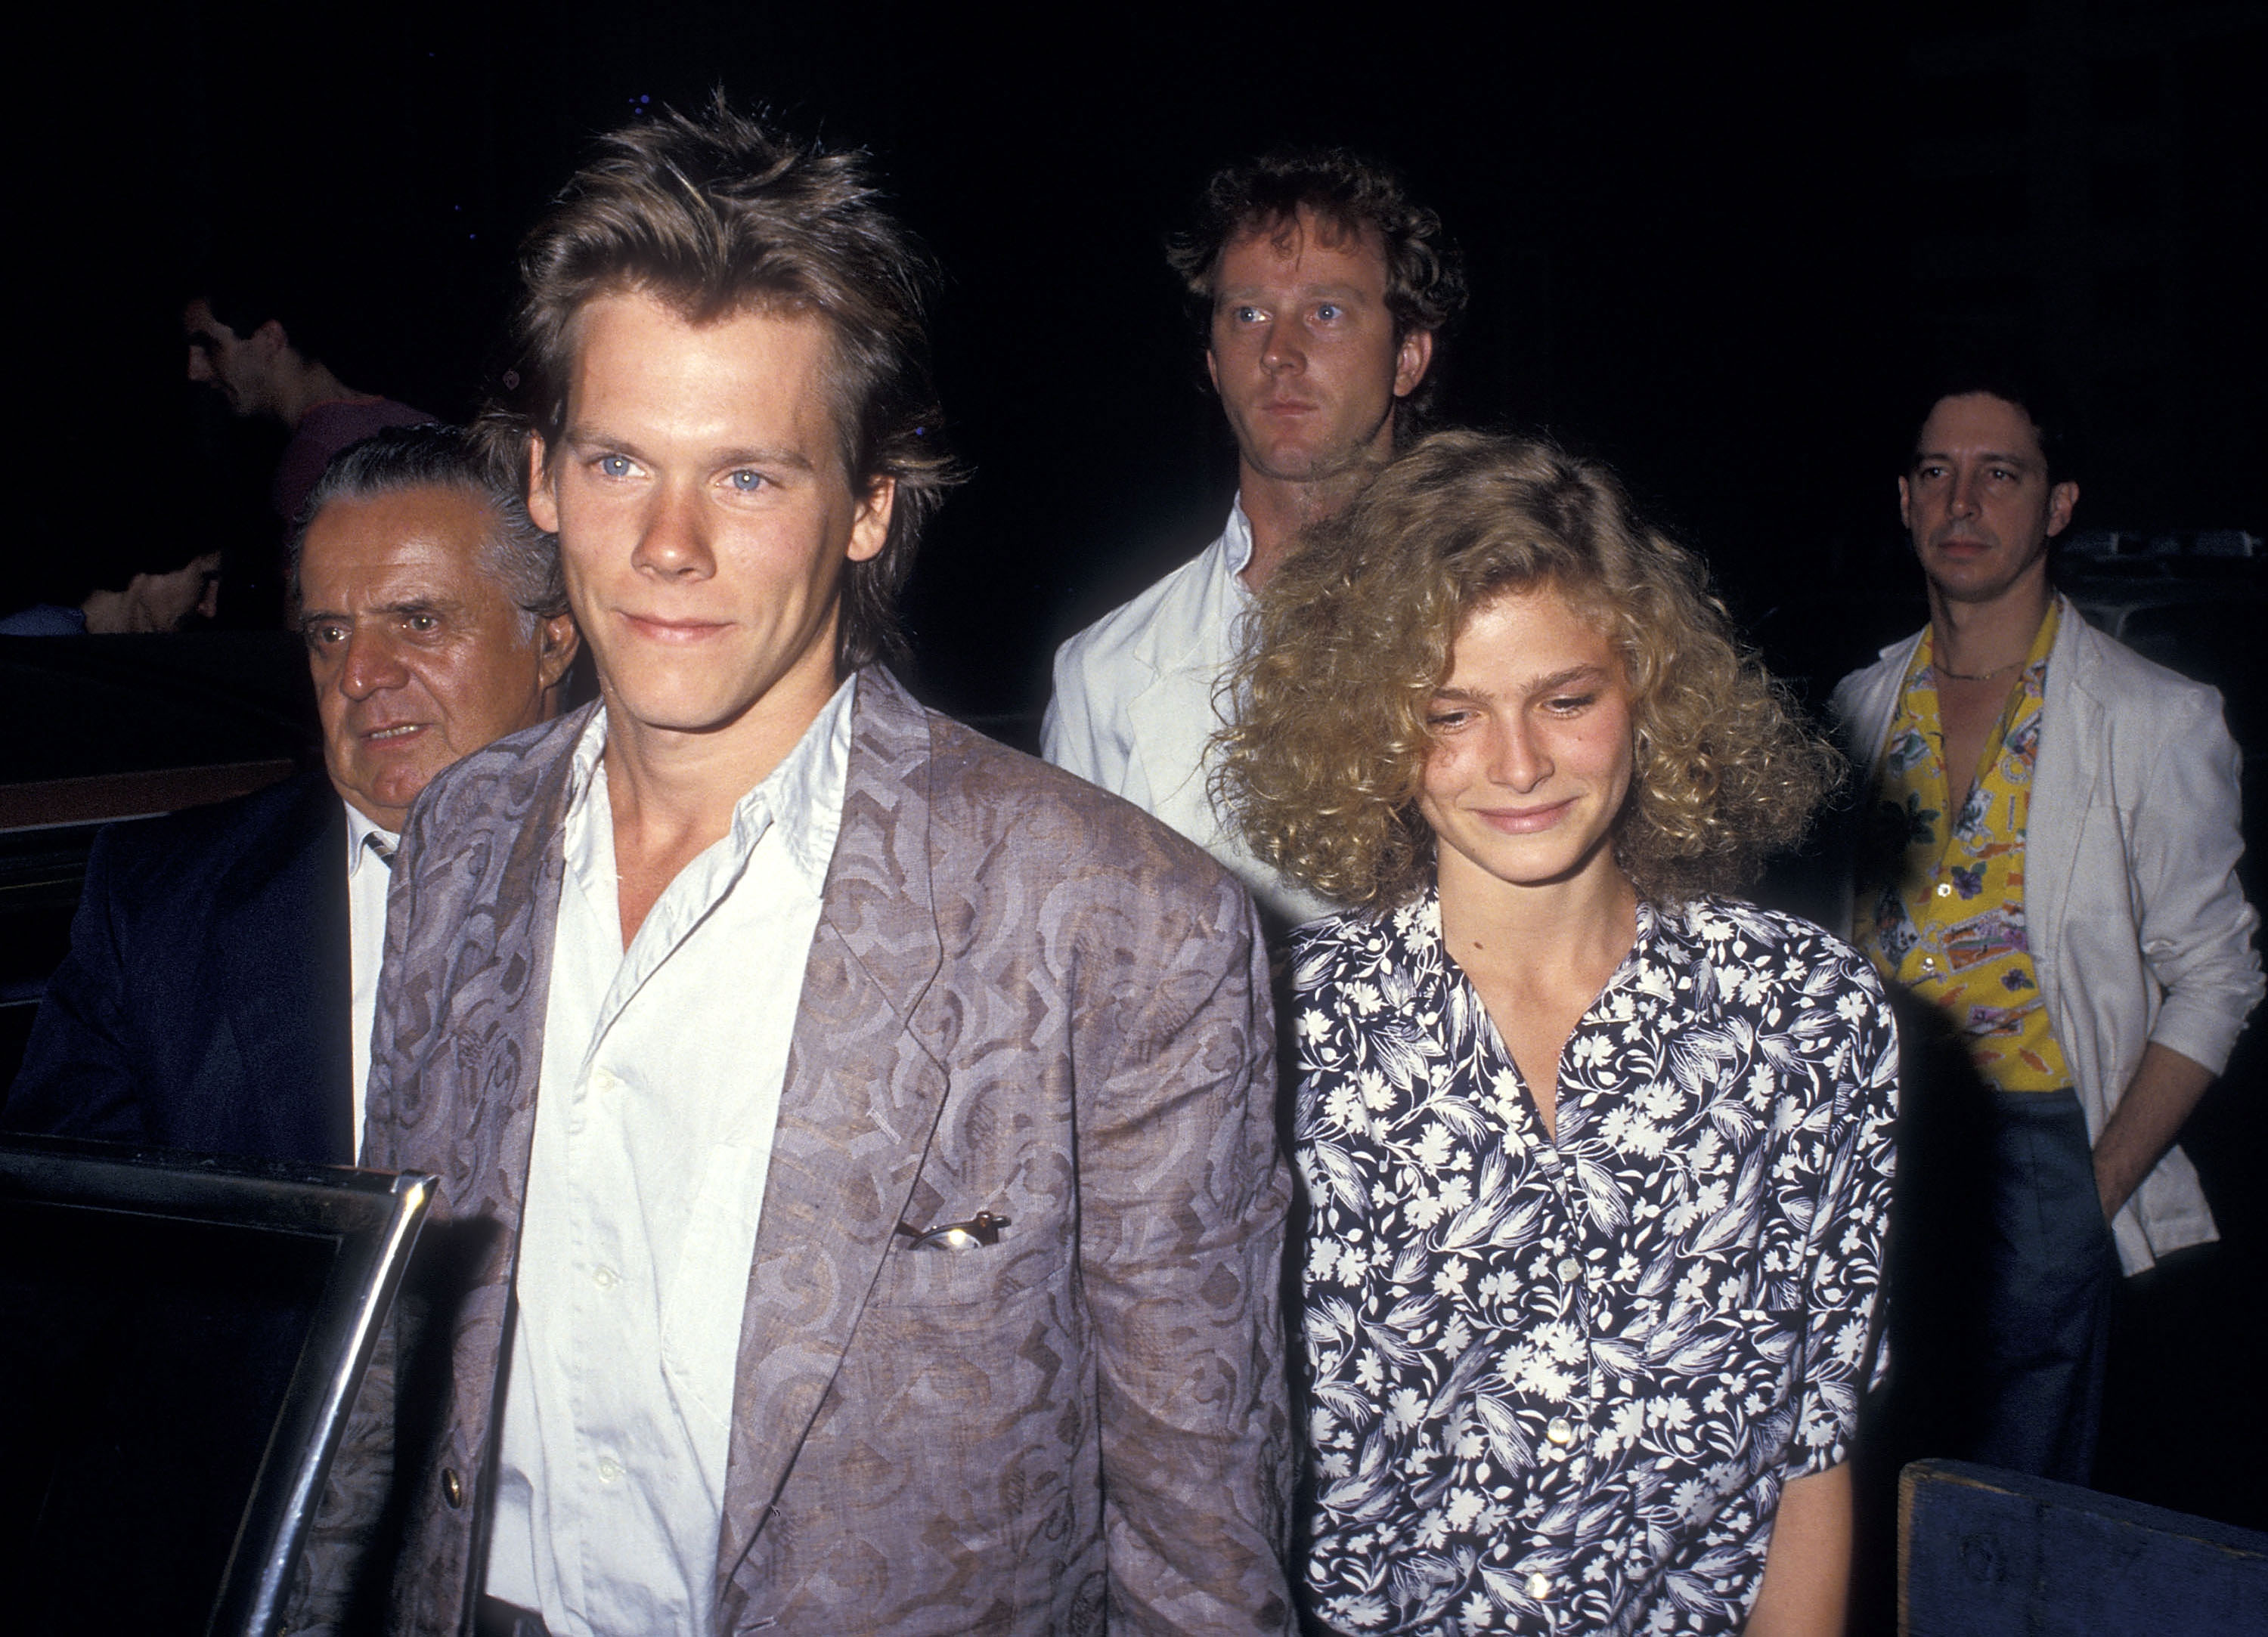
[4,424,578,1162]
[290,105,1291,1637]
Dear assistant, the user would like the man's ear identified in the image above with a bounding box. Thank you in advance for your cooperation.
[1205,346,1220,396]
[847,476,896,565]
[1393,328,1434,400]
[252,317,290,357]
[536,611,580,693]
[526,437,561,534]
[1896,475,1913,534]
[2046,480,2079,539]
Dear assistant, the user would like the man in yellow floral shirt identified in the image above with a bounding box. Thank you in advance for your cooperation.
[1834,372,2260,1484]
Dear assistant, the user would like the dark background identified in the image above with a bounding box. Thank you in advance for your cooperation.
[28,1,2266,720]
[13,0,2266,1570]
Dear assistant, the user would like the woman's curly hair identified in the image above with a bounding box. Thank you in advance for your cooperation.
[1215,429,1837,909]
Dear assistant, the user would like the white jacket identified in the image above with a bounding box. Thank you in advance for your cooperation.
[1832,597,2263,1272]
[1043,503,1339,928]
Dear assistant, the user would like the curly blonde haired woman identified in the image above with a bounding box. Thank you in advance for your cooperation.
[1219,431,1898,1636]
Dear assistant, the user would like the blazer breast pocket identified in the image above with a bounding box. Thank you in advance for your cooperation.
[869,1207,1070,1317]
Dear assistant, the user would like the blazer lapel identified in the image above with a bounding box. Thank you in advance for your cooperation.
[716,669,952,1582]
[1830,632,1926,936]
[215,772,353,1163]
[2023,597,2102,989]
[373,709,586,1211]
[1855,632,1924,769]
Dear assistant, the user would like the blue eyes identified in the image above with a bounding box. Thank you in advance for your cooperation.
[591,456,764,491]
[1229,303,1346,326]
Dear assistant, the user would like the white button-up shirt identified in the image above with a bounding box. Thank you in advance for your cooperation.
[1042,500,1340,927]
[342,801,398,1159]
[482,678,854,1635]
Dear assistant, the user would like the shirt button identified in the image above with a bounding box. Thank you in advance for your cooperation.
[1556,1257,1581,1283]
[440,1468,463,1509]
[591,1067,620,1094]
[596,1456,624,1484]
[593,1266,619,1289]
[1546,1417,1575,1446]
[1921,956,1937,970]
[1935,882,1954,897]
[1525,1570,1551,1599]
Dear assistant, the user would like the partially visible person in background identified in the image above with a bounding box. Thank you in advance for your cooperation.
[0,534,222,635]
[1222,430,1896,1635]
[185,272,432,530]
[184,258,432,626]
[1835,366,2261,1489]
[1045,147,1464,933]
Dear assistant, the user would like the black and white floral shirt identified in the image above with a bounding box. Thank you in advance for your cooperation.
[1294,891,1898,1635]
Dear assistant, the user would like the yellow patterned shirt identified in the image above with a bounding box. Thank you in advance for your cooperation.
[1854,605,2072,1091]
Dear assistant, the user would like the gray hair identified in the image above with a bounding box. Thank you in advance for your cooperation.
[289,422,566,624]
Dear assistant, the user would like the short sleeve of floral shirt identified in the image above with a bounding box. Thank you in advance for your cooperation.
[1294,891,1898,1635]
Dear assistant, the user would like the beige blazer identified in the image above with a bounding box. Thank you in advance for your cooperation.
[290,668,1294,1635]
[1833,599,2263,1273]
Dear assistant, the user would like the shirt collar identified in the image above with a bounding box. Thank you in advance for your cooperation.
[1222,496,1256,584]
[562,673,858,899]
[342,798,400,880]
[1404,883,1664,989]
[745,672,857,893]
[1913,597,2061,692]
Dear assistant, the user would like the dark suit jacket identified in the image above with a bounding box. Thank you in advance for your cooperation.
[291,669,1294,1636]
[4,769,354,1163]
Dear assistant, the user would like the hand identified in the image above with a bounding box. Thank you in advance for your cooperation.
[2090,1042,2216,1227]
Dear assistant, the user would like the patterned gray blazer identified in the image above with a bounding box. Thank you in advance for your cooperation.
[290,668,1294,1636]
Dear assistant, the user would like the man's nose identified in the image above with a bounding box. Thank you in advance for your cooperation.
[1260,314,1306,374]
[1949,467,1983,518]
[338,629,409,699]
[632,483,718,579]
